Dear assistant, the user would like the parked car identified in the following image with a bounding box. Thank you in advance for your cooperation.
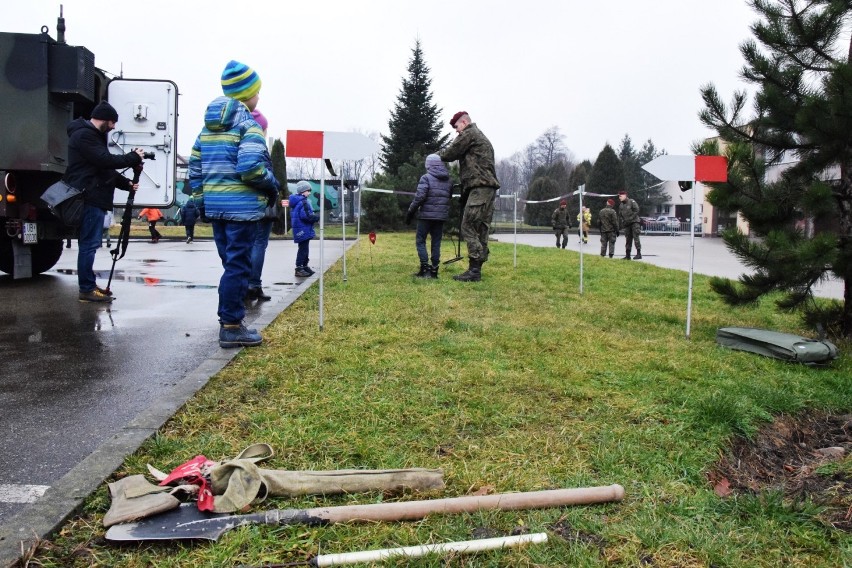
[655,216,681,229]
[639,216,656,229]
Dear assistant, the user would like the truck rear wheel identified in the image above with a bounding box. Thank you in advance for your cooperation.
[0,239,64,276]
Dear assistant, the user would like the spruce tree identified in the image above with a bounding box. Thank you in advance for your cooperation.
[567,160,593,221]
[380,39,449,177]
[619,135,667,213]
[524,161,570,226]
[270,138,288,234]
[699,0,852,336]
[271,138,287,196]
[586,144,625,220]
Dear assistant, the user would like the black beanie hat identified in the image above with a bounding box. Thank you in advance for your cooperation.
[91,101,119,122]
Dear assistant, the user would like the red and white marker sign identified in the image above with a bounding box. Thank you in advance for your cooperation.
[642,155,727,182]
[286,130,379,160]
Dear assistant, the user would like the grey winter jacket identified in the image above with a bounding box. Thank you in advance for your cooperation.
[408,155,451,221]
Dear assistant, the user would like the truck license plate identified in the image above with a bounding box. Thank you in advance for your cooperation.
[22,222,38,244]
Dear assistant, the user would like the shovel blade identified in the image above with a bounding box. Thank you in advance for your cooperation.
[106,504,246,541]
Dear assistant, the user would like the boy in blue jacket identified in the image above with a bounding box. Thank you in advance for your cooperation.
[290,181,320,277]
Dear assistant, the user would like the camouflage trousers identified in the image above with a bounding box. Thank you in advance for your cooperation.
[600,231,616,256]
[461,186,497,261]
[624,222,641,256]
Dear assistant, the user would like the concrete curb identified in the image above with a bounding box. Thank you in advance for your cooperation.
[0,269,326,568]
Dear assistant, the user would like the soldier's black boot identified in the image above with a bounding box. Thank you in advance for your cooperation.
[633,250,643,260]
[453,259,482,282]
[428,265,439,279]
[413,263,429,278]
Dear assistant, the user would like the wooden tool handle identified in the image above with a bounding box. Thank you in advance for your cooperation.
[300,484,624,525]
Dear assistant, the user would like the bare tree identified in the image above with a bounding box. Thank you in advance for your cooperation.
[533,126,572,168]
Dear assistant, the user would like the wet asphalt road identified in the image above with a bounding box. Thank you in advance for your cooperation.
[0,236,345,539]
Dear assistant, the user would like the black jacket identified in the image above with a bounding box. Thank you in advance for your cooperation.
[64,118,142,211]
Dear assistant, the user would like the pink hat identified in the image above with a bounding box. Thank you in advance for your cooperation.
[251,109,269,131]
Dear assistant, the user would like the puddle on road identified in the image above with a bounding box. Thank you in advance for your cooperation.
[55,269,217,289]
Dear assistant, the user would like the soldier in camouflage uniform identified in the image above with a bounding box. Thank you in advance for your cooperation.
[617,190,642,260]
[439,111,500,282]
[598,198,619,257]
[551,199,570,248]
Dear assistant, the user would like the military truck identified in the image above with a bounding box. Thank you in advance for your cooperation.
[0,9,178,278]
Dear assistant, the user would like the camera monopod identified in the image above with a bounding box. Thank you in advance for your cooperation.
[106,156,150,293]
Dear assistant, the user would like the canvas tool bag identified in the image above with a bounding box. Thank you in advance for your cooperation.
[716,327,839,365]
[104,443,446,524]
[206,443,445,513]
[41,179,85,227]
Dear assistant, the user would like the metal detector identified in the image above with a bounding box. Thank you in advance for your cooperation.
[444,222,464,265]
[444,185,464,265]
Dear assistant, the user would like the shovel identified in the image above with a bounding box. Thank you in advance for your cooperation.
[106,484,624,542]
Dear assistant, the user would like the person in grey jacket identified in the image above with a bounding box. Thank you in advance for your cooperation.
[406,154,451,278]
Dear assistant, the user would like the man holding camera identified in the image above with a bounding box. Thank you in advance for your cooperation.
[65,100,144,303]
[439,111,500,282]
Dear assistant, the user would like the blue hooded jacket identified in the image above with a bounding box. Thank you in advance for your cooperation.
[187,96,279,221]
[290,192,320,243]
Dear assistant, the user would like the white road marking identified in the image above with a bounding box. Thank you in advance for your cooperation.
[0,484,49,503]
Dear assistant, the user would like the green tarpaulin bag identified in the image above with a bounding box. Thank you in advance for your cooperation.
[716,327,838,365]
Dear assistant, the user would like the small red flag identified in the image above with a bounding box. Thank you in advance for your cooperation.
[695,156,728,182]
[368,231,376,244]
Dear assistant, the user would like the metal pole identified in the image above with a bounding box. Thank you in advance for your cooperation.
[319,167,325,331]
[340,163,347,282]
[357,187,362,241]
[513,190,518,268]
[578,184,584,295]
[685,182,697,339]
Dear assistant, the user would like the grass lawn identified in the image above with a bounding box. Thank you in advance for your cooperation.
[28,233,851,567]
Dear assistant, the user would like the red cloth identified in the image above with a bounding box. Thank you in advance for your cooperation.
[159,455,217,511]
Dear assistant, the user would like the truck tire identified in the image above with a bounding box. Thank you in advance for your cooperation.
[0,239,64,276]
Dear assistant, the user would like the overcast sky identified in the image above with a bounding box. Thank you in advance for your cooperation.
[8,0,766,163]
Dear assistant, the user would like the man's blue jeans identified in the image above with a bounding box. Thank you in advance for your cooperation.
[249,220,272,288]
[415,219,444,266]
[77,204,105,292]
[212,220,256,324]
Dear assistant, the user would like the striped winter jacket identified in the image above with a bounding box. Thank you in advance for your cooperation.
[188,97,279,221]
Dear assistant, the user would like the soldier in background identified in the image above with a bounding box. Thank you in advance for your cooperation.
[439,111,500,282]
[551,199,570,248]
[617,190,642,260]
[598,198,619,257]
